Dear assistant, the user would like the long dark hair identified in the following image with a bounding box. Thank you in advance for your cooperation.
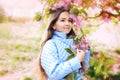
[37,7,76,80]
[41,7,75,47]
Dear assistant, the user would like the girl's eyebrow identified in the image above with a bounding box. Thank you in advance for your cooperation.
[60,18,71,20]
[59,18,66,19]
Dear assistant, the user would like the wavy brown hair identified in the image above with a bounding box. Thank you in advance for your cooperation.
[36,7,76,80]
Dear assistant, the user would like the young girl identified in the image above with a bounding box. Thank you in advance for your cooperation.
[38,8,90,80]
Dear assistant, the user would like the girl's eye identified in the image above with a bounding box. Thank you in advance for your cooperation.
[68,19,73,23]
[61,19,65,22]
[60,19,73,23]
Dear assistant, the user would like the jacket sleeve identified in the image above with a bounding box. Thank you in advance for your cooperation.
[84,49,91,69]
[41,40,81,80]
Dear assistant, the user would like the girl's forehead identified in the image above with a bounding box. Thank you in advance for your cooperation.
[59,12,70,18]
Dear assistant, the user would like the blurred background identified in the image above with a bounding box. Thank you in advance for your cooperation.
[0,0,44,80]
[0,0,120,80]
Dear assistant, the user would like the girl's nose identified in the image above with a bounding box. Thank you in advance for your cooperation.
[65,20,70,25]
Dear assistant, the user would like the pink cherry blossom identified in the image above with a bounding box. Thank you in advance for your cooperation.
[104,7,112,13]
[91,2,97,9]
[64,0,71,7]
[79,44,86,49]
[52,1,65,10]
[71,44,78,50]
[76,16,83,27]
[70,14,76,22]
[95,53,100,59]
[84,38,89,44]
[112,64,120,74]
[104,0,110,5]
[115,3,120,8]
[117,16,120,21]
[52,0,71,10]
[70,14,83,27]
[73,0,82,5]
[104,17,110,23]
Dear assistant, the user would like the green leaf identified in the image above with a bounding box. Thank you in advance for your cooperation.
[66,54,75,60]
[72,73,77,80]
[105,57,115,65]
[90,58,97,67]
[65,48,74,54]
[65,73,72,80]
[65,73,77,80]
[95,62,102,75]
[74,38,79,44]
[70,7,79,16]
[115,48,120,53]
[46,0,54,6]
[82,25,91,34]
[79,8,87,16]
[33,12,42,21]
[103,66,109,74]
[111,17,119,24]
[100,52,105,57]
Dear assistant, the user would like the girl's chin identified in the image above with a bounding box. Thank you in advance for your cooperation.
[58,31,70,34]
[66,31,70,34]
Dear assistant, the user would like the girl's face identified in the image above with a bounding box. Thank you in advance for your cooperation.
[54,11,73,34]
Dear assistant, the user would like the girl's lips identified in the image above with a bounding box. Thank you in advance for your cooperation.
[63,27,70,30]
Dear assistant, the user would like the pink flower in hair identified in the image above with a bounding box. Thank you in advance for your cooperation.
[52,1,65,10]
[51,0,71,10]
[64,0,72,7]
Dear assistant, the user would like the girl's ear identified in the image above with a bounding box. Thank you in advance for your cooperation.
[53,26,56,30]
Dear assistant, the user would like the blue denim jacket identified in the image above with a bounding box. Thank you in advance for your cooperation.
[41,31,90,80]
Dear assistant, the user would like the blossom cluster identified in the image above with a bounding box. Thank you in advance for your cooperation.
[71,35,90,52]
[46,0,83,28]
[70,14,83,27]
[51,0,82,10]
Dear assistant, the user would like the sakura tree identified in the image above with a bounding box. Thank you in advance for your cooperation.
[34,0,120,79]
[38,0,120,25]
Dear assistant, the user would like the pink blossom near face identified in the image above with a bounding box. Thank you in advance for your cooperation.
[71,44,78,50]
[70,15,83,27]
